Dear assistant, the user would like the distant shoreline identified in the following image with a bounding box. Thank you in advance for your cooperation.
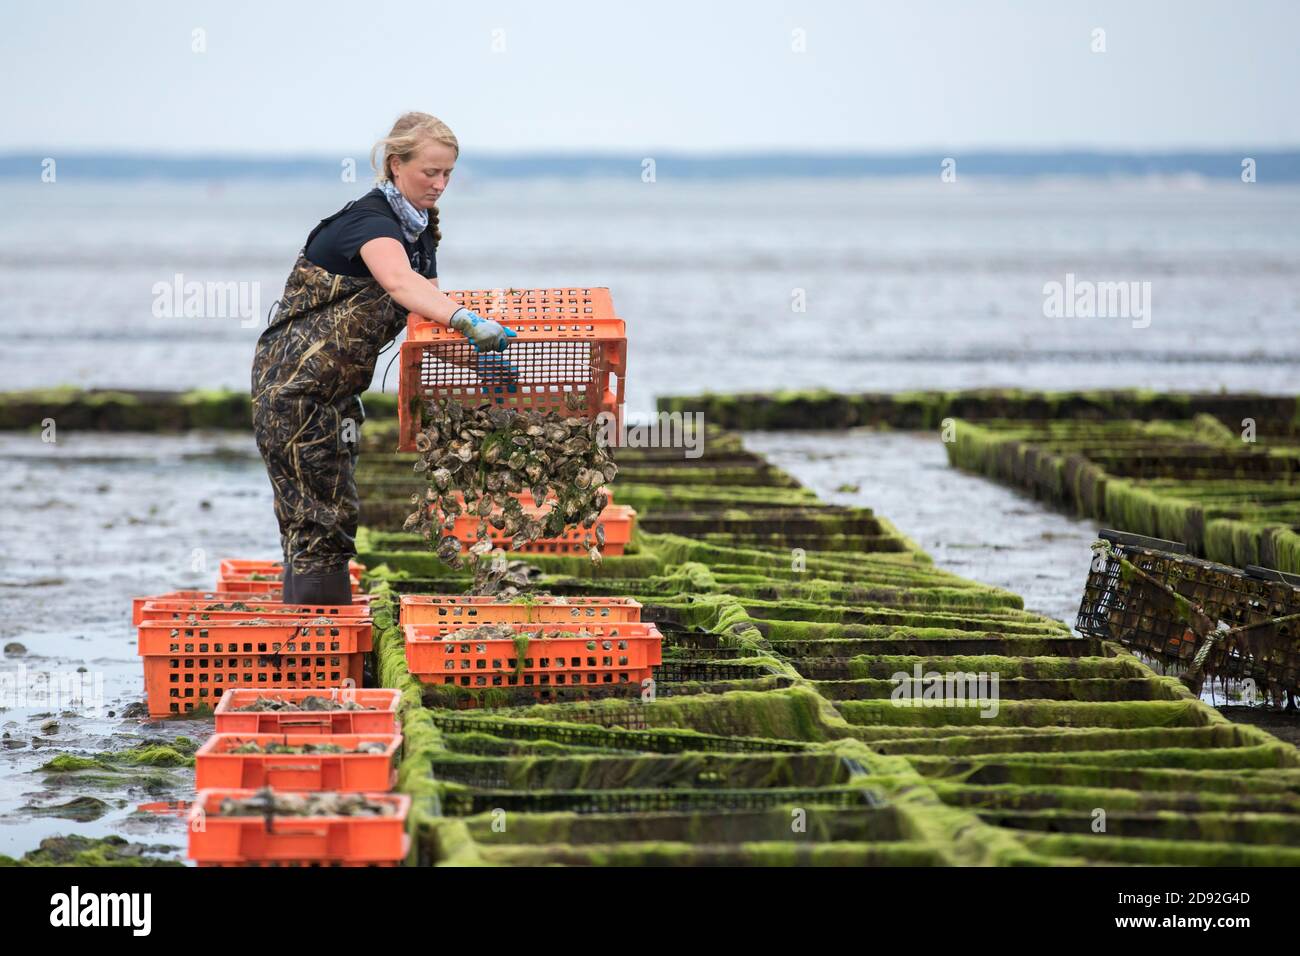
[3,150,1299,182]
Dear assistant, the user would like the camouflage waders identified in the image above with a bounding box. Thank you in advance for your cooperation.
[251,247,404,603]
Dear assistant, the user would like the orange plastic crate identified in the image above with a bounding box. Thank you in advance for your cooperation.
[215,688,400,735]
[400,594,641,626]
[195,732,401,791]
[396,287,627,452]
[445,504,636,556]
[137,600,370,629]
[131,591,371,626]
[138,618,372,657]
[188,789,410,867]
[137,617,372,718]
[404,620,662,683]
[141,655,364,718]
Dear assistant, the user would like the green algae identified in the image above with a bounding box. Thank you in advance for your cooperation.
[431,751,854,791]
[1020,831,1300,866]
[836,699,1210,729]
[872,724,1253,757]
[40,755,101,772]
[909,741,1296,772]
[983,807,1300,845]
[117,744,193,767]
[461,805,906,844]
[470,839,945,867]
[932,780,1300,815]
[0,835,182,868]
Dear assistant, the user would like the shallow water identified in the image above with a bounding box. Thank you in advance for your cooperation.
[0,431,276,860]
[3,178,1298,416]
[742,429,1102,628]
[741,428,1279,714]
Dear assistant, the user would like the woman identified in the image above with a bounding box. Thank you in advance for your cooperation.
[251,112,513,604]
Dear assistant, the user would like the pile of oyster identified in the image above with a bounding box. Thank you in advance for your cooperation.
[432,623,613,648]
[217,786,397,817]
[225,739,388,755]
[404,394,617,569]
[231,694,372,713]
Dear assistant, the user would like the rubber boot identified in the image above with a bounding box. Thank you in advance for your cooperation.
[281,563,297,604]
[291,566,353,606]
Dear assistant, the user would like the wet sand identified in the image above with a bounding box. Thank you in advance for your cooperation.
[0,431,278,860]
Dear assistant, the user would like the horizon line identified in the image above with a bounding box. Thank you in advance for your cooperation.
[4,149,1298,182]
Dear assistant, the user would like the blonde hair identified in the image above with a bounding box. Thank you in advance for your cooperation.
[370,112,459,247]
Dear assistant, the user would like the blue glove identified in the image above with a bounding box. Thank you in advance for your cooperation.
[450,307,517,353]
[476,353,520,398]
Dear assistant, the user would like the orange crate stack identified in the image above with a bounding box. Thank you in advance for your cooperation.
[187,790,410,867]
[396,287,626,452]
[404,620,662,691]
[135,556,375,717]
[194,732,401,791]
[400,594,641,626]
[127,556,410,867]
[214,688,400,735]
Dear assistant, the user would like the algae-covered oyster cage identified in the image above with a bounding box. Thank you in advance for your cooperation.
[1077,529,1300,699]
[404,394,621,569]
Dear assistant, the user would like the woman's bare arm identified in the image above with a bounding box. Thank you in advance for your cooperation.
[358,237,456,324]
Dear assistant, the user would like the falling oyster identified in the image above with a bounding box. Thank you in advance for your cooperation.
[407,399,618,569]
[436,536,463,569]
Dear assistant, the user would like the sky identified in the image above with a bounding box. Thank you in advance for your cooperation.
[2,0,1298,155]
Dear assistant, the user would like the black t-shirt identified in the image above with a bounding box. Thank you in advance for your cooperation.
[303,187,438,279]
